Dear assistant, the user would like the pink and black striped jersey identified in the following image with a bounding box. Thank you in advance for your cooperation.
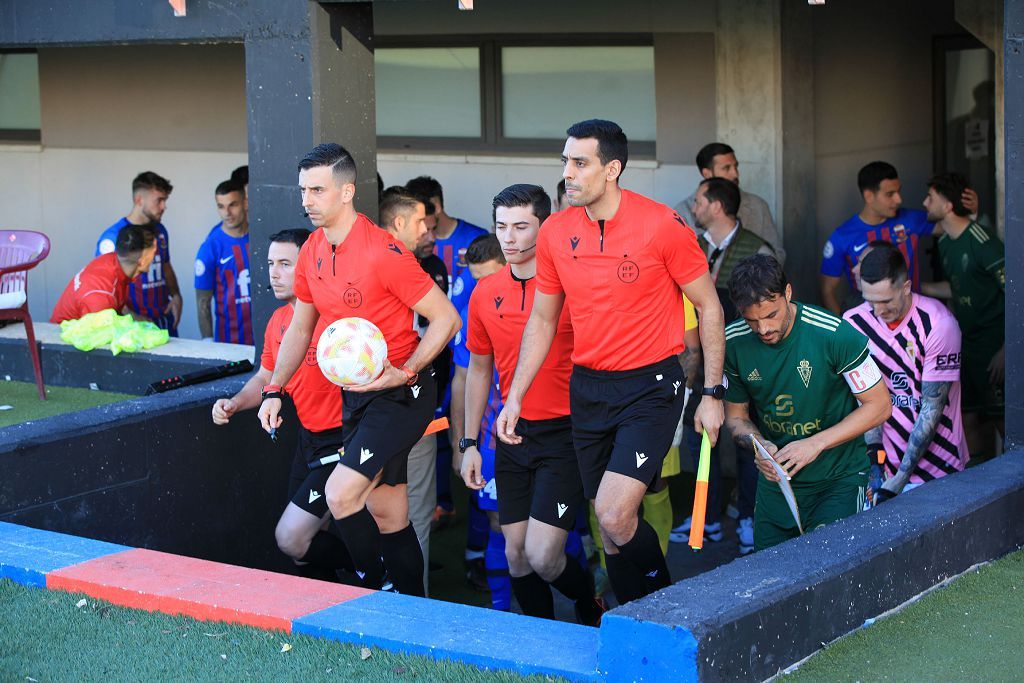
[844,293,968,482]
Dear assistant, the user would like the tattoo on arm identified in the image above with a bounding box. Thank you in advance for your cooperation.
[898,381,951,475]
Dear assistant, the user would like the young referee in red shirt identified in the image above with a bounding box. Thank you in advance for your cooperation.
[211,229,353,582]
[461,184,602,625]
[497,120,726,604]
[259,144,460,597]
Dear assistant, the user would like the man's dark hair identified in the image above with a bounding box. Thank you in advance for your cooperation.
[727,253,789,312]
[377,172,385,203]
[230,165,249,186]
[405,176,444,208]
[700,177,741,218]
[115,224,156,259]
[215,179,245,197]
[857,161,899,194]
[695,142,735,172]
[859,242,908,286]
[492,184,551,226]
[556,179,566,203]
[268,228,311,249]
[132,171,172,196]
[298,143,357,185]
[378,186,424,229]
[566,119,628,174]
[465,234,505,266]
[927,172,971,217]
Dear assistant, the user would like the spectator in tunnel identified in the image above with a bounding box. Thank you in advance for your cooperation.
[555,179,570,212]
[95,171,182,335]
[194,179,253,344]
[844,243,967,501]
[675,142,785,263]
[53,224,157,324]
[231,165,249,195]
[210,228,355,583]
[819,161,979,315]
[921,172,1004,463]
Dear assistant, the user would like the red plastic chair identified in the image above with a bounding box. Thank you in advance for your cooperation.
[0,230,51,400]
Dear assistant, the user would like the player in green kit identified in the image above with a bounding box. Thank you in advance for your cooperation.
[922,172,1004,460]
[722,255,892,551]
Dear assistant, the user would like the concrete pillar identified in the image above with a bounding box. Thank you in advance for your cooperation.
[1002,0,1023,447]
[244,2,376,349]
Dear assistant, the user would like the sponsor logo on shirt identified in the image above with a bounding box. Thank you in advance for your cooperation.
[570,236,581,251]
[774,394,794,417]
[747,368,762,382]
[194,259,205,277]
[823,240,835,259]
[890,372,911,391]
[936,352,961,371]
[494,296,504,310]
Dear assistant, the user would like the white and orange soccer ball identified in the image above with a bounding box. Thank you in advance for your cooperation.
[316,317,389,388]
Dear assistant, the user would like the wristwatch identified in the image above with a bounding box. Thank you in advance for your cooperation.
[701,384,726,400]
[261,384,286,400]
[458,438,478,453]
[399,365,419,386]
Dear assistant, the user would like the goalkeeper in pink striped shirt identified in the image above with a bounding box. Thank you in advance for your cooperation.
[844,242,968,500]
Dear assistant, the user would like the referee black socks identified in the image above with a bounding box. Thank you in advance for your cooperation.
[380,523,425,597]
[619,518,671,593]
[511,572,554,619]
[332,507,385,589]
[549,553,595,603]
[299,531,354,573]
[604,552,649,605]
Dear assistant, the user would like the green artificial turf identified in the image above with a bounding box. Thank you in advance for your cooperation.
[0,580,558,683]
[0,380,133,428]
[785,548,1024,682]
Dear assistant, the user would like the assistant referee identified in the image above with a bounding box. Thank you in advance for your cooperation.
[497,120,726,604]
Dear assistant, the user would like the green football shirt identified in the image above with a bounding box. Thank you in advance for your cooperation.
[938,221,1004,341]
[724,302,879,484]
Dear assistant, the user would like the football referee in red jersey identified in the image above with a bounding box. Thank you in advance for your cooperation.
[260,144,460,597]
[497,120,726,604]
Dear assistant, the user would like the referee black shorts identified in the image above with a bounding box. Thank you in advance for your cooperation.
[287,425,345,517]
[495,415,583,530]
[570,356,685,500]
[338,367,436,487]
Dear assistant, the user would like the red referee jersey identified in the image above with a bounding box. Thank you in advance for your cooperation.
[536,189,707,371]
[467,266,573,420]
[50,252,132,323]
[261,304,342,433]
[293,215,435,368]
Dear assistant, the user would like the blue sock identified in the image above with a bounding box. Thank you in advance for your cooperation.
[485,530,511,611]
[466,496,489,553]
[565,529,588,570]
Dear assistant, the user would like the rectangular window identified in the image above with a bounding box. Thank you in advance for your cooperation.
[500,46,655,142]
[0,51,41,142]
[375,47,481,138]
[374,37,654,155]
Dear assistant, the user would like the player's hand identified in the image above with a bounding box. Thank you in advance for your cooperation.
[164,294,183,328]
[988,346,1005,385]
[752,437,781,482]
[774,437,823,478]
[345,360,406,393]
[496,399,523,445]
[962,187,979,215]
[258,397,283,433]
[693,396,724,446]
[460,446,486,490]
[212,398,237,425]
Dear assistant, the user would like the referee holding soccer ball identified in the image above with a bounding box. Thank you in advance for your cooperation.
[259,143,459,597]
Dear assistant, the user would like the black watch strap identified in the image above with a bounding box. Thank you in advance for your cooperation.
[458,437,478,453]
[701,384,726,400]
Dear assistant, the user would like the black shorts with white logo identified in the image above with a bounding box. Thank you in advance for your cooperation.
[495,415,583,530]
[288,425,345,517]
[570,356,685,500]
[338,367,436,487]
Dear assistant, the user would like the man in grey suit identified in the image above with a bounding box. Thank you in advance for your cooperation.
[675,142,785,264]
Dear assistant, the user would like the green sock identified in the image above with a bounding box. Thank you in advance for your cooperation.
[642,487,673,555]
[588,505,606,570]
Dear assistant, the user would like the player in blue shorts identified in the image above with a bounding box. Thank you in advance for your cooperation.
[96,171,182,335]
[195,179,253,344]
[820,161,977,314]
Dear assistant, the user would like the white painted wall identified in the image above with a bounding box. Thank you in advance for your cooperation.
[0,145,246,339]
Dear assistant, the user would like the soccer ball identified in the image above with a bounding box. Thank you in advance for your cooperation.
[316,317,388,388]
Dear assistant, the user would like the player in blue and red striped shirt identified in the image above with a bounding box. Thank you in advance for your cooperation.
[194,179,253,344]
[96,171,182,335]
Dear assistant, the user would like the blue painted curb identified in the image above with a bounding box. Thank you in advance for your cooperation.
[597,613,698,682]
[0,521,130,587]
[294,591,602,681]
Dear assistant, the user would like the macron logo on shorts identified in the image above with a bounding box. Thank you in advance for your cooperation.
[636,452,648,468]
[360,447,374,464]
[308,490,321,504]
[673,380,681,395]
[411,385,421,399]
[557,503,568,519]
